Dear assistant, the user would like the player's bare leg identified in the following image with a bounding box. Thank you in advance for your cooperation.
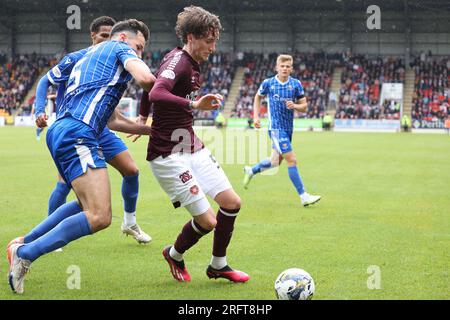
[108,150,151,244]
[206,188,250,283]
[244,149,283,189]
[284,151,321,206]
[71,168,112,233]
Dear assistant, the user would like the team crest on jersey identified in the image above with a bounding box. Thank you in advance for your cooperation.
[288,85,293,90]
[161,69,176,80]
[190,185,199,195]
[65,58,72,65]
[52,66,62,78]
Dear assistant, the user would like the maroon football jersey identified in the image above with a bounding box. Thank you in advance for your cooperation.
[147,48,204,161]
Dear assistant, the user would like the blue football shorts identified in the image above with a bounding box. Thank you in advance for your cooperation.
[98,127,128,162]
[46,116,107,186]
[268,129,293,154]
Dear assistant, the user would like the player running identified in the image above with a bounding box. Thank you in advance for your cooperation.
[7,19,155,294]
[138,6,249,283]
[243,54,321,207]
[33,16,151,244]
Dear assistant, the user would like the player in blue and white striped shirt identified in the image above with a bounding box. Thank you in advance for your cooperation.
[7,19,156,294]
[33,16,151,244]
[243,54,321,207]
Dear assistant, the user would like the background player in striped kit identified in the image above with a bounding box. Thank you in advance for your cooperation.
[33,16,151,245]
[243,54,321,207]
[7,19,155,294]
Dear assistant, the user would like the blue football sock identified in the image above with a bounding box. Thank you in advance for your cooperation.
[36,127,43,137]
[288,166,306,195]
[251,158,272,174]
[122,173,139,214]
[48,181,71,215]
[18,212,92,262]
[24,201,82,244]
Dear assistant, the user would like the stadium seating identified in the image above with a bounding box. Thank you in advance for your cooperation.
[0,54,50,116]
[410,53,449,122]
[335,55,405,119]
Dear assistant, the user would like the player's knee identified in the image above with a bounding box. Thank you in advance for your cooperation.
[226,195,241,210]
[286,158,297,166]
[197,215,217,231]
[122,166,139,177]
[88,208,112,231]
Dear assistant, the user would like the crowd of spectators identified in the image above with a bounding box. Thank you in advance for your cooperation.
[0,53,50,116]
[232,51,338,119]
[121,51,234,119]
[3,49,447,124]
[410,51,449,122]
[335,54,405,119]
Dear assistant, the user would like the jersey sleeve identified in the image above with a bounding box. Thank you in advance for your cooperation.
[149,54,191,108]
[156,53,190,93]
[115,42,141,68]
[258,79,270,96]
[46,52,80,85]
[295,80,305,99]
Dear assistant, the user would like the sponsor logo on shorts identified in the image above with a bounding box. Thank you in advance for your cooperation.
[179,170,193,184]
[97,147,104,160]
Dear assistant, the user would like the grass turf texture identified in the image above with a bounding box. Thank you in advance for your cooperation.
[0,126,449,299]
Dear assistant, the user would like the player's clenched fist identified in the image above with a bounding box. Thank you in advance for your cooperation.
[35,113,48,128]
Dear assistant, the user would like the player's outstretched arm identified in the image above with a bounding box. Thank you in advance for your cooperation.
[34,75,51,128]
[108,109,151,136]
[253,94,263,129]
[125,59,156,92]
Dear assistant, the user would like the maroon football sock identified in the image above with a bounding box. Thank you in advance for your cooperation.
[213,207,240,257]
[174,219,210,254]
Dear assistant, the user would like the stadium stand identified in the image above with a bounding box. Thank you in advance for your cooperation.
[335,54,405,119]
[0,54,50,116]
[410,52,449,122]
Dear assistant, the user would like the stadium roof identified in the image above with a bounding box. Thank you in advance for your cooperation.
[2,0,450,14]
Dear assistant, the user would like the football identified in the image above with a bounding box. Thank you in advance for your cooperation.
[274,268,315,300]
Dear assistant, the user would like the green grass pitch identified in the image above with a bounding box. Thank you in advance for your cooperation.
[0,126,449,299]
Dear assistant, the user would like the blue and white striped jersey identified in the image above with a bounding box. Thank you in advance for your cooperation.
[62,40,140,134]
[46,47,90,115]
[258,75,305,131]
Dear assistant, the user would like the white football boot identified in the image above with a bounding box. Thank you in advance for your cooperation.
[301,193,322,207]
[243,166,254,190]
[7,243,31,294]
[121,223,152,244]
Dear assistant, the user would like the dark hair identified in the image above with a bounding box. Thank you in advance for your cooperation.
[175,5,222,44]
[110,19,150,41]
[90,16,116,33]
